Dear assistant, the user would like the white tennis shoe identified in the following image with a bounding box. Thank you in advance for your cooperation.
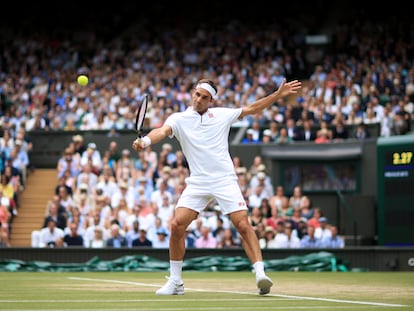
[256,275,273,295]
[156,277,184,295]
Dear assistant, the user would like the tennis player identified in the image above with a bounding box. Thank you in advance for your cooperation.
[132,78,301,295]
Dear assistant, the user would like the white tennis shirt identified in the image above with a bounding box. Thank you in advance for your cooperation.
[165,106,243,182]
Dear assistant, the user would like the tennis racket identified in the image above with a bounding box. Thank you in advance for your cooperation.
[135,93,149,142]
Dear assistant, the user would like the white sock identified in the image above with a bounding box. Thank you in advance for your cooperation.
[170,260,183,280]
[253,261,265,277]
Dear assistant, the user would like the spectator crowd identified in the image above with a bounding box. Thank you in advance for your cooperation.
[30,137,344,250]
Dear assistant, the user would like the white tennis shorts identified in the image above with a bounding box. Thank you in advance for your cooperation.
[176,176,248,215]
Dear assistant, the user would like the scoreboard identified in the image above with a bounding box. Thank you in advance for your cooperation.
[377,134,414,246]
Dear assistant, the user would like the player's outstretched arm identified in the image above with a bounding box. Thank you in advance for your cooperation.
[240,79,301,118]
[132,125,172,152]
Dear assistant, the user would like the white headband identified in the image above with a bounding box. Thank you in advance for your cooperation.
[196,82,217,99]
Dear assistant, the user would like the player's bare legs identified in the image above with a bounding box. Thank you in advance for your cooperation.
[156,207,198,295]
[229,210,262,262]
[229,210,273,295]
[169,207,198,260]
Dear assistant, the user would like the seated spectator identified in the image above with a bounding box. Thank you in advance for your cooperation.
[83,213,109,247]
[285,118,300,141]
[262,129,273,144]
[132,228,153,247]
[314,216,332,240]
[332,120,349,141]
[300,225,322,248]
[125,219,141,247]
[296,119,316,142]
[248,184,269,210]
[62,222,84,247]
[195,225,218,248]
[266,121,280,141]
[2,164,24,207]
[217,228,240,248]
[13,140,29,184]
[8,148,26,185]
[260,226,276,249]
[111,180,135,211]
[43,200,67,231]
[152,227,170,248]
[0,223,10,247]
[307,207,324,229]
[185,227,196,248]
[394,99,411,133]
[353,123,370,140]
[0,129,15,160]
[270,220,288,248]
[241,128,260,144]
[55,175,73,197]
[274,128,293,144]
[277,221,301,248]
[89,226,107,248]
[314,129,330,144]
[36,218,65,248]
[265,206,283,231]
[80,142,103,175]
[316,121,333,140]
[158,143,177,167]
[289,186,305,210]
[106,223,128,248]
[72,135,87,156]
[321,225,345,248]
[299,195,314,220]
[0,181,17,218]
[57,147,81,180]
[73,183,96,217]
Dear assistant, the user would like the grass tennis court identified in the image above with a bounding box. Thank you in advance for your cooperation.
[1,271,413,310]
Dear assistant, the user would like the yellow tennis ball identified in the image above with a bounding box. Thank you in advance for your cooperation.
[77,75,89,86]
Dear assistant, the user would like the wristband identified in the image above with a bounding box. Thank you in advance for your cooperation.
[142,136,152,148]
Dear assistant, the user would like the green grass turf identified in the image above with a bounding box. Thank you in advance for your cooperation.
[1,271,413,310]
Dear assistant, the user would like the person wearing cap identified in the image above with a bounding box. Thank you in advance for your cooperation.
[152,227,170,248]
[241,128,260,144]
[249,170,274,199]
[260,226,276,249]
[72,134,87,155]
[261,129,273,144]
[132,77,301,296]
[314,216,332,240]
[111,180,135,211]
[80,142,103,174]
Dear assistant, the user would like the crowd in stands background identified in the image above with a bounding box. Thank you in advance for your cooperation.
[30,133,344,249]
[0,11,413,247]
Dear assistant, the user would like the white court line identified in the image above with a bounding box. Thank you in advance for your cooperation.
[67,277,408,308]
[0,307,391,311]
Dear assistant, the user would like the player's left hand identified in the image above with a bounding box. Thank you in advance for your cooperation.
[277,79,302,97]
